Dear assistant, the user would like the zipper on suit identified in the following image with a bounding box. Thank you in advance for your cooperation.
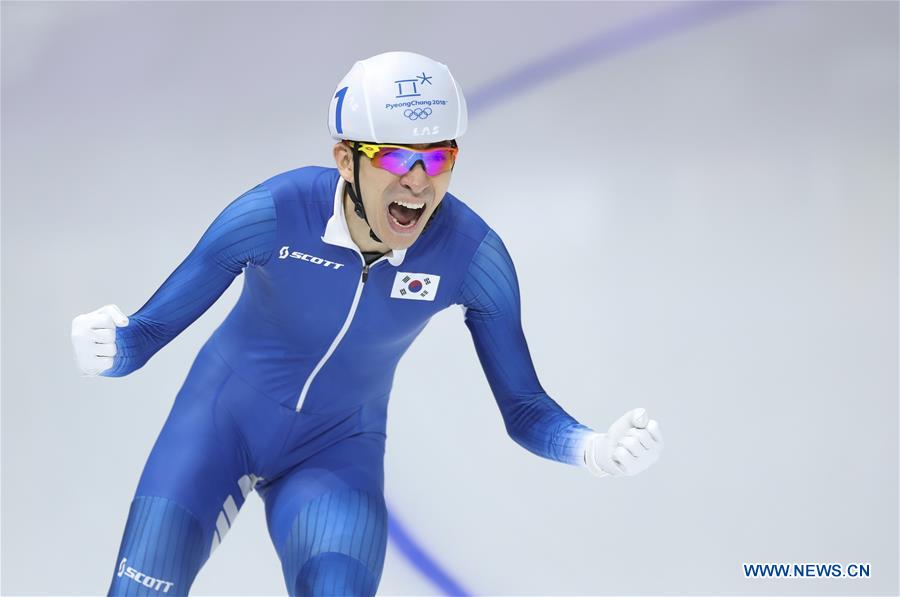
[294,252,388,412]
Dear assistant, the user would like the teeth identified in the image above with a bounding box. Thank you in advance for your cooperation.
[393,200,424,209]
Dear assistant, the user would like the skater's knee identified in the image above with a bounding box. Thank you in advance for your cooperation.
[294,551,378,597]
[274,488,387,596]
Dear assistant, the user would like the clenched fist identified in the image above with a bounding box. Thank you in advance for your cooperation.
[70,304,129,376]
[584,408,663,477]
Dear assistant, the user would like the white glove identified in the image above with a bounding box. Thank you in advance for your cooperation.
[584,408,663,477]
[70,304,129,376]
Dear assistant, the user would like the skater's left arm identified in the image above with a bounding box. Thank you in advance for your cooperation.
[456,229,663,477]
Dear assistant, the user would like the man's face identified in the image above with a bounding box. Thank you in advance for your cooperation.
[334,141,453,251]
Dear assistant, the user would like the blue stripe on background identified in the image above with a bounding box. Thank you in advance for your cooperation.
[389,2,772,595]
[468,1,767,117]
[387,511,472,597]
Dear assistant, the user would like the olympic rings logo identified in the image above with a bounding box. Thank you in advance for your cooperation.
[403,107,432,121]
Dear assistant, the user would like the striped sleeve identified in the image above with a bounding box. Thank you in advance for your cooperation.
[457,229,594,466]
[101,185,277,377]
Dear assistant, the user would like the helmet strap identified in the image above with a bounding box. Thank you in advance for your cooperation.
[347,142,383,244]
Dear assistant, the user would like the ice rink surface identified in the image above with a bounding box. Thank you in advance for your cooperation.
[2,2,898,595]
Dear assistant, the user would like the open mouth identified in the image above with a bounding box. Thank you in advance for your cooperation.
[387,200,426,232]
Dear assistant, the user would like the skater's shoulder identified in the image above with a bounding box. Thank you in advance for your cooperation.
[259,166,340,206]
[438,191,494,246]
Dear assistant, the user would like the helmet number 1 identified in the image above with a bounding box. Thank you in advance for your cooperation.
[334,87,348,135]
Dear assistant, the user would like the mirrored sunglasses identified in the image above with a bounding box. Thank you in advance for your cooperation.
[355,143,458,177]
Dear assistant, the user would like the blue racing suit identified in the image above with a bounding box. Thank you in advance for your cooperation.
[104,167,595,596]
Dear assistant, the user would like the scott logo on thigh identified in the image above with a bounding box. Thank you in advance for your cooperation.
[117,558,175,593]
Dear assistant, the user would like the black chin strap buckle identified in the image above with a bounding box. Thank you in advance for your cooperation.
[347,184,366,219]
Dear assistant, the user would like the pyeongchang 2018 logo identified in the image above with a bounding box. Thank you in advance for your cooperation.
[117,558,175,593]
[279,246,345,270]
[404,107,432,120]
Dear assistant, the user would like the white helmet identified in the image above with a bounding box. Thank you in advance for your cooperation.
[328,51,467,143]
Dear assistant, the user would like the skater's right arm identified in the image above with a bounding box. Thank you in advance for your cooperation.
[70,185,277,377]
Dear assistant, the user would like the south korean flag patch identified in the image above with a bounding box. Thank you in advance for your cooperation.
[390,271,441,301]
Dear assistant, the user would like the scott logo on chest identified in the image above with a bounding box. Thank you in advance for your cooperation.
[278,246,345,270]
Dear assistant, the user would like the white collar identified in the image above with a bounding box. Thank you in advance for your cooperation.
[321,176,407,267]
